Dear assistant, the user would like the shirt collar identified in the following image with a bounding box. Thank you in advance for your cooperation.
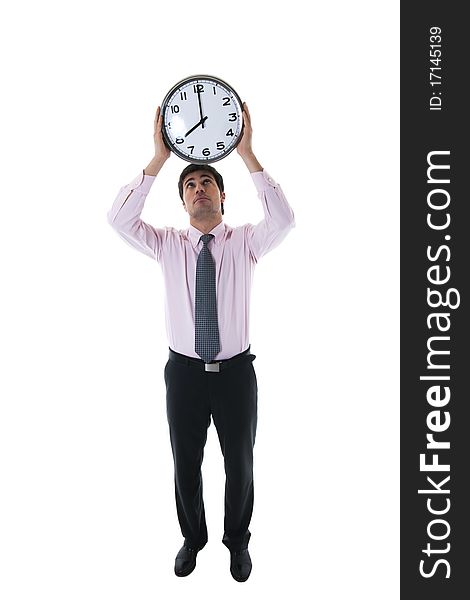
[188,221,225,249]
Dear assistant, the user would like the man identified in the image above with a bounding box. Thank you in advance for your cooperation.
[107,103,295,582]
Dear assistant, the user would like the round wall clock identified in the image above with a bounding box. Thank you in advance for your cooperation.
[161,75,244,164]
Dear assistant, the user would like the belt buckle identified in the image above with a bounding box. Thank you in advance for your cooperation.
[205,362,220,373]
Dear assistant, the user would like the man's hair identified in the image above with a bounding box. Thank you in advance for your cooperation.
[178,163,224,200]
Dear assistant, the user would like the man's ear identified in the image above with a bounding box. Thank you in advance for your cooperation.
[182,201,187,212]
[220,192,226,215]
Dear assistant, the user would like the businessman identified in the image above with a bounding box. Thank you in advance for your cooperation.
[107,103,295,581]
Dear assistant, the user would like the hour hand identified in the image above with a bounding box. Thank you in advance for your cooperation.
[185,116,208,137]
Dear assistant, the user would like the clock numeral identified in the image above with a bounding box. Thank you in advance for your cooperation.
[180,91,187,101]
[187,146,195,154]
[216,142,225,150]
[226,128,234,137]
[193,84,205,93]
[222,97,231,106]
[202,148,211,157]
[175,137,184,144]
[170,105,180,114]
[213,86,217,95]
[228,113,237,122]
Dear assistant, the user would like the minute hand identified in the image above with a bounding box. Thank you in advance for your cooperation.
[185,116,208,137]
[197,90,205,129]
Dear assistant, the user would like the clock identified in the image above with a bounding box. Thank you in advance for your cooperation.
[161,75,244,164]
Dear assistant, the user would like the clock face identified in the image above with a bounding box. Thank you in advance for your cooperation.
[161,75,244,164]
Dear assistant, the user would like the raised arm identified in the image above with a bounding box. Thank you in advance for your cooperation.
[107,107,171,260]
[237,103,295,261]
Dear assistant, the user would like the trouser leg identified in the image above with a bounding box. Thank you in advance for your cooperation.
[165,359,210,550]
[211,358,258,551]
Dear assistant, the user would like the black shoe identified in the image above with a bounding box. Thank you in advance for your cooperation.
[230,548,252,582]
[174,544,199,577]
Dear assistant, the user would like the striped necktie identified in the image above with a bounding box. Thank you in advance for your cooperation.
[195,234,220,362]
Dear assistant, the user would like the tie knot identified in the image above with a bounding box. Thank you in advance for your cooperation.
[200,234,214,246]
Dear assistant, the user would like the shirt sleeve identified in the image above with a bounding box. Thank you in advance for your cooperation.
[107,170,164,261]
[245,169,295,262]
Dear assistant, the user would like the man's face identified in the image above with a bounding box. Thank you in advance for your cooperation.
[182,170,225,218]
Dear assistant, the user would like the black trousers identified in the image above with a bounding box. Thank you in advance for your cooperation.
[164,348,258,552]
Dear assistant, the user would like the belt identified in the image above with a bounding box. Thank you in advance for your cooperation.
[168,347,255,372]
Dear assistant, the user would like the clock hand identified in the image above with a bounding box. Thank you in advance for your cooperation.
[197,89,205,129]
[185,115,208,137]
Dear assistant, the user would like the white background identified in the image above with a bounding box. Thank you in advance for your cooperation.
[0,1,399,598]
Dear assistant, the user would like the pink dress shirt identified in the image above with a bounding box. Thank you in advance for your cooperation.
[107,169,295,359]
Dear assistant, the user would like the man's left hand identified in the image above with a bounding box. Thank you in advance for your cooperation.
[237,102,263,173]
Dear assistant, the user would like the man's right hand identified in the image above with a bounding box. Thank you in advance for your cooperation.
[144,106,171,175]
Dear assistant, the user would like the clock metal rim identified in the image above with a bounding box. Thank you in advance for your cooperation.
[160,74,244,164]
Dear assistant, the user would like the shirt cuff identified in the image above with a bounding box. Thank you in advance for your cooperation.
[126,170,156,195]
[251,169,278,192]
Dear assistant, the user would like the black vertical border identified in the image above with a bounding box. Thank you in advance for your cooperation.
[401,2,468,598]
